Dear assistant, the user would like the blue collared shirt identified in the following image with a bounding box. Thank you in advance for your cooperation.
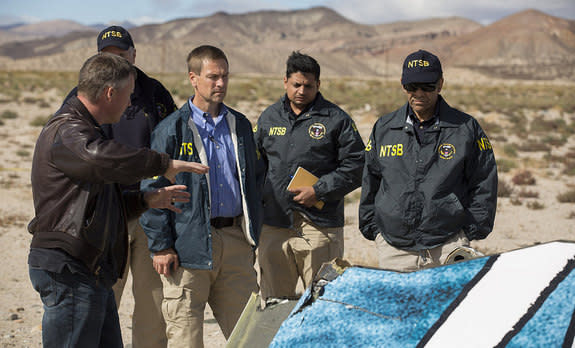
[189,98,242,218]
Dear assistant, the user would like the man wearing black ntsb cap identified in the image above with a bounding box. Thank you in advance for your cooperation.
[63,25,177,348]
[359,49,497,271]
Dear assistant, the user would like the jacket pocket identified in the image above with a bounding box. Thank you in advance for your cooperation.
[426,193,466,233]
[373,191,403,239]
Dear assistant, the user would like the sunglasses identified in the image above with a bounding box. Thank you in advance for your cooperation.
[403,83,437,92]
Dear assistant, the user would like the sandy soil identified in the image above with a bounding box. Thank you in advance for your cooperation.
[0,82,574,347]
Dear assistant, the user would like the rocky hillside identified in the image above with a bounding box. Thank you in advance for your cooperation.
[0,7,573,80]
[439,9,575,79]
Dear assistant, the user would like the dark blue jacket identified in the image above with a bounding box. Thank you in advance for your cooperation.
[140,102,264,269]
[359,96,497,251]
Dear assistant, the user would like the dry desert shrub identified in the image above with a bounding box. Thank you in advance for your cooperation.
[518,189,539,198]
[0,212,28,228]
[497,179,514,197]
[557,189,575,203]
[562,151,575,176]
[1,110,18,119]
[0,71,77,98]
[512,170,536,186]
[477,119,503,135]
[530,116,575,140]
[16,150,30,158]
[30,115,52,127]
[496,158,517,173]
[517,141,550,152]
[510,197,523,206]
[503,144,519,157]
[526,201,545,210]
[542,135,568,147]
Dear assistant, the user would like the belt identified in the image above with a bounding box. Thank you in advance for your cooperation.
[210,216,237,229]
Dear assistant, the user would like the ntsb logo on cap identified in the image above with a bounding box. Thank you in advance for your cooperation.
[401,49,443,85]
[97,25,134,52]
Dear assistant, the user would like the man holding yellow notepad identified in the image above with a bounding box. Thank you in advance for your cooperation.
[255,51,365,302]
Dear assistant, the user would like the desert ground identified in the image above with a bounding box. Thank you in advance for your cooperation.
[0,70,574,347]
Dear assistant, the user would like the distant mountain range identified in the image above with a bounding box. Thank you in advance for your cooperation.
[0,7,573,80]
[0,20,136,43]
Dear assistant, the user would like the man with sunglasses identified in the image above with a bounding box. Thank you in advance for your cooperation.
[359,49,497,271]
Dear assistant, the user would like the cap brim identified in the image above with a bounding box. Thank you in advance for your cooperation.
[401,71,441,85]
[98,41,132,52]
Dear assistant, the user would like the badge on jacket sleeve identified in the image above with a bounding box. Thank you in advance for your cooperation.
[309,123,326,140]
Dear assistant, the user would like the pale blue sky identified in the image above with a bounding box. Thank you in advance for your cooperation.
[1,0,574,26]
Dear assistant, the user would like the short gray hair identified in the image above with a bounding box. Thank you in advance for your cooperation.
[78,53,136,102]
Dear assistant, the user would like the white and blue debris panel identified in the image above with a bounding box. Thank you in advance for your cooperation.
[269,241,575,348]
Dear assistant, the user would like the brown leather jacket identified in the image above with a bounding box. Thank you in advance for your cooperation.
[28,97,170,274]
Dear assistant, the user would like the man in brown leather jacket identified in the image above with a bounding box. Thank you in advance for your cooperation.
[62,26,179,348]
[27,53,208,348]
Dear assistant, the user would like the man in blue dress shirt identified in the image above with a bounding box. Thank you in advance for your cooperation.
[140,45,264,348]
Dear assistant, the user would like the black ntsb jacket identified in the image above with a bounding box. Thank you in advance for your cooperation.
[359,96,497,251]
[255,93,365,228]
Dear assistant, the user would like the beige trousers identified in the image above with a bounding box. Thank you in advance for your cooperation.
[258,212,344,300]
[375,231,470,272]
[113,219,166,348]
[160,224,258,348]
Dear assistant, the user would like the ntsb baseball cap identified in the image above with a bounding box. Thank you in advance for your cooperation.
[401,49,443,85]
[97,26,134,52]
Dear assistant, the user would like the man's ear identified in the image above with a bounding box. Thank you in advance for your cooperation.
[189,71,197,88]
[105,86,114,102]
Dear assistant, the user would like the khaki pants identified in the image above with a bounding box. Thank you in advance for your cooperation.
[160,224,258,348]
[113,219,166,348]
[258,212,344,300]
[375,231,470,272]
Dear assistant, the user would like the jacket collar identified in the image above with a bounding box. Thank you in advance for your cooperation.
[65,96,101,129]
[390,95,460,129]
[280,92,330,118]
[435,96,461,128]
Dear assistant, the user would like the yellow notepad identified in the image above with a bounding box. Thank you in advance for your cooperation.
[286,167,325,210]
